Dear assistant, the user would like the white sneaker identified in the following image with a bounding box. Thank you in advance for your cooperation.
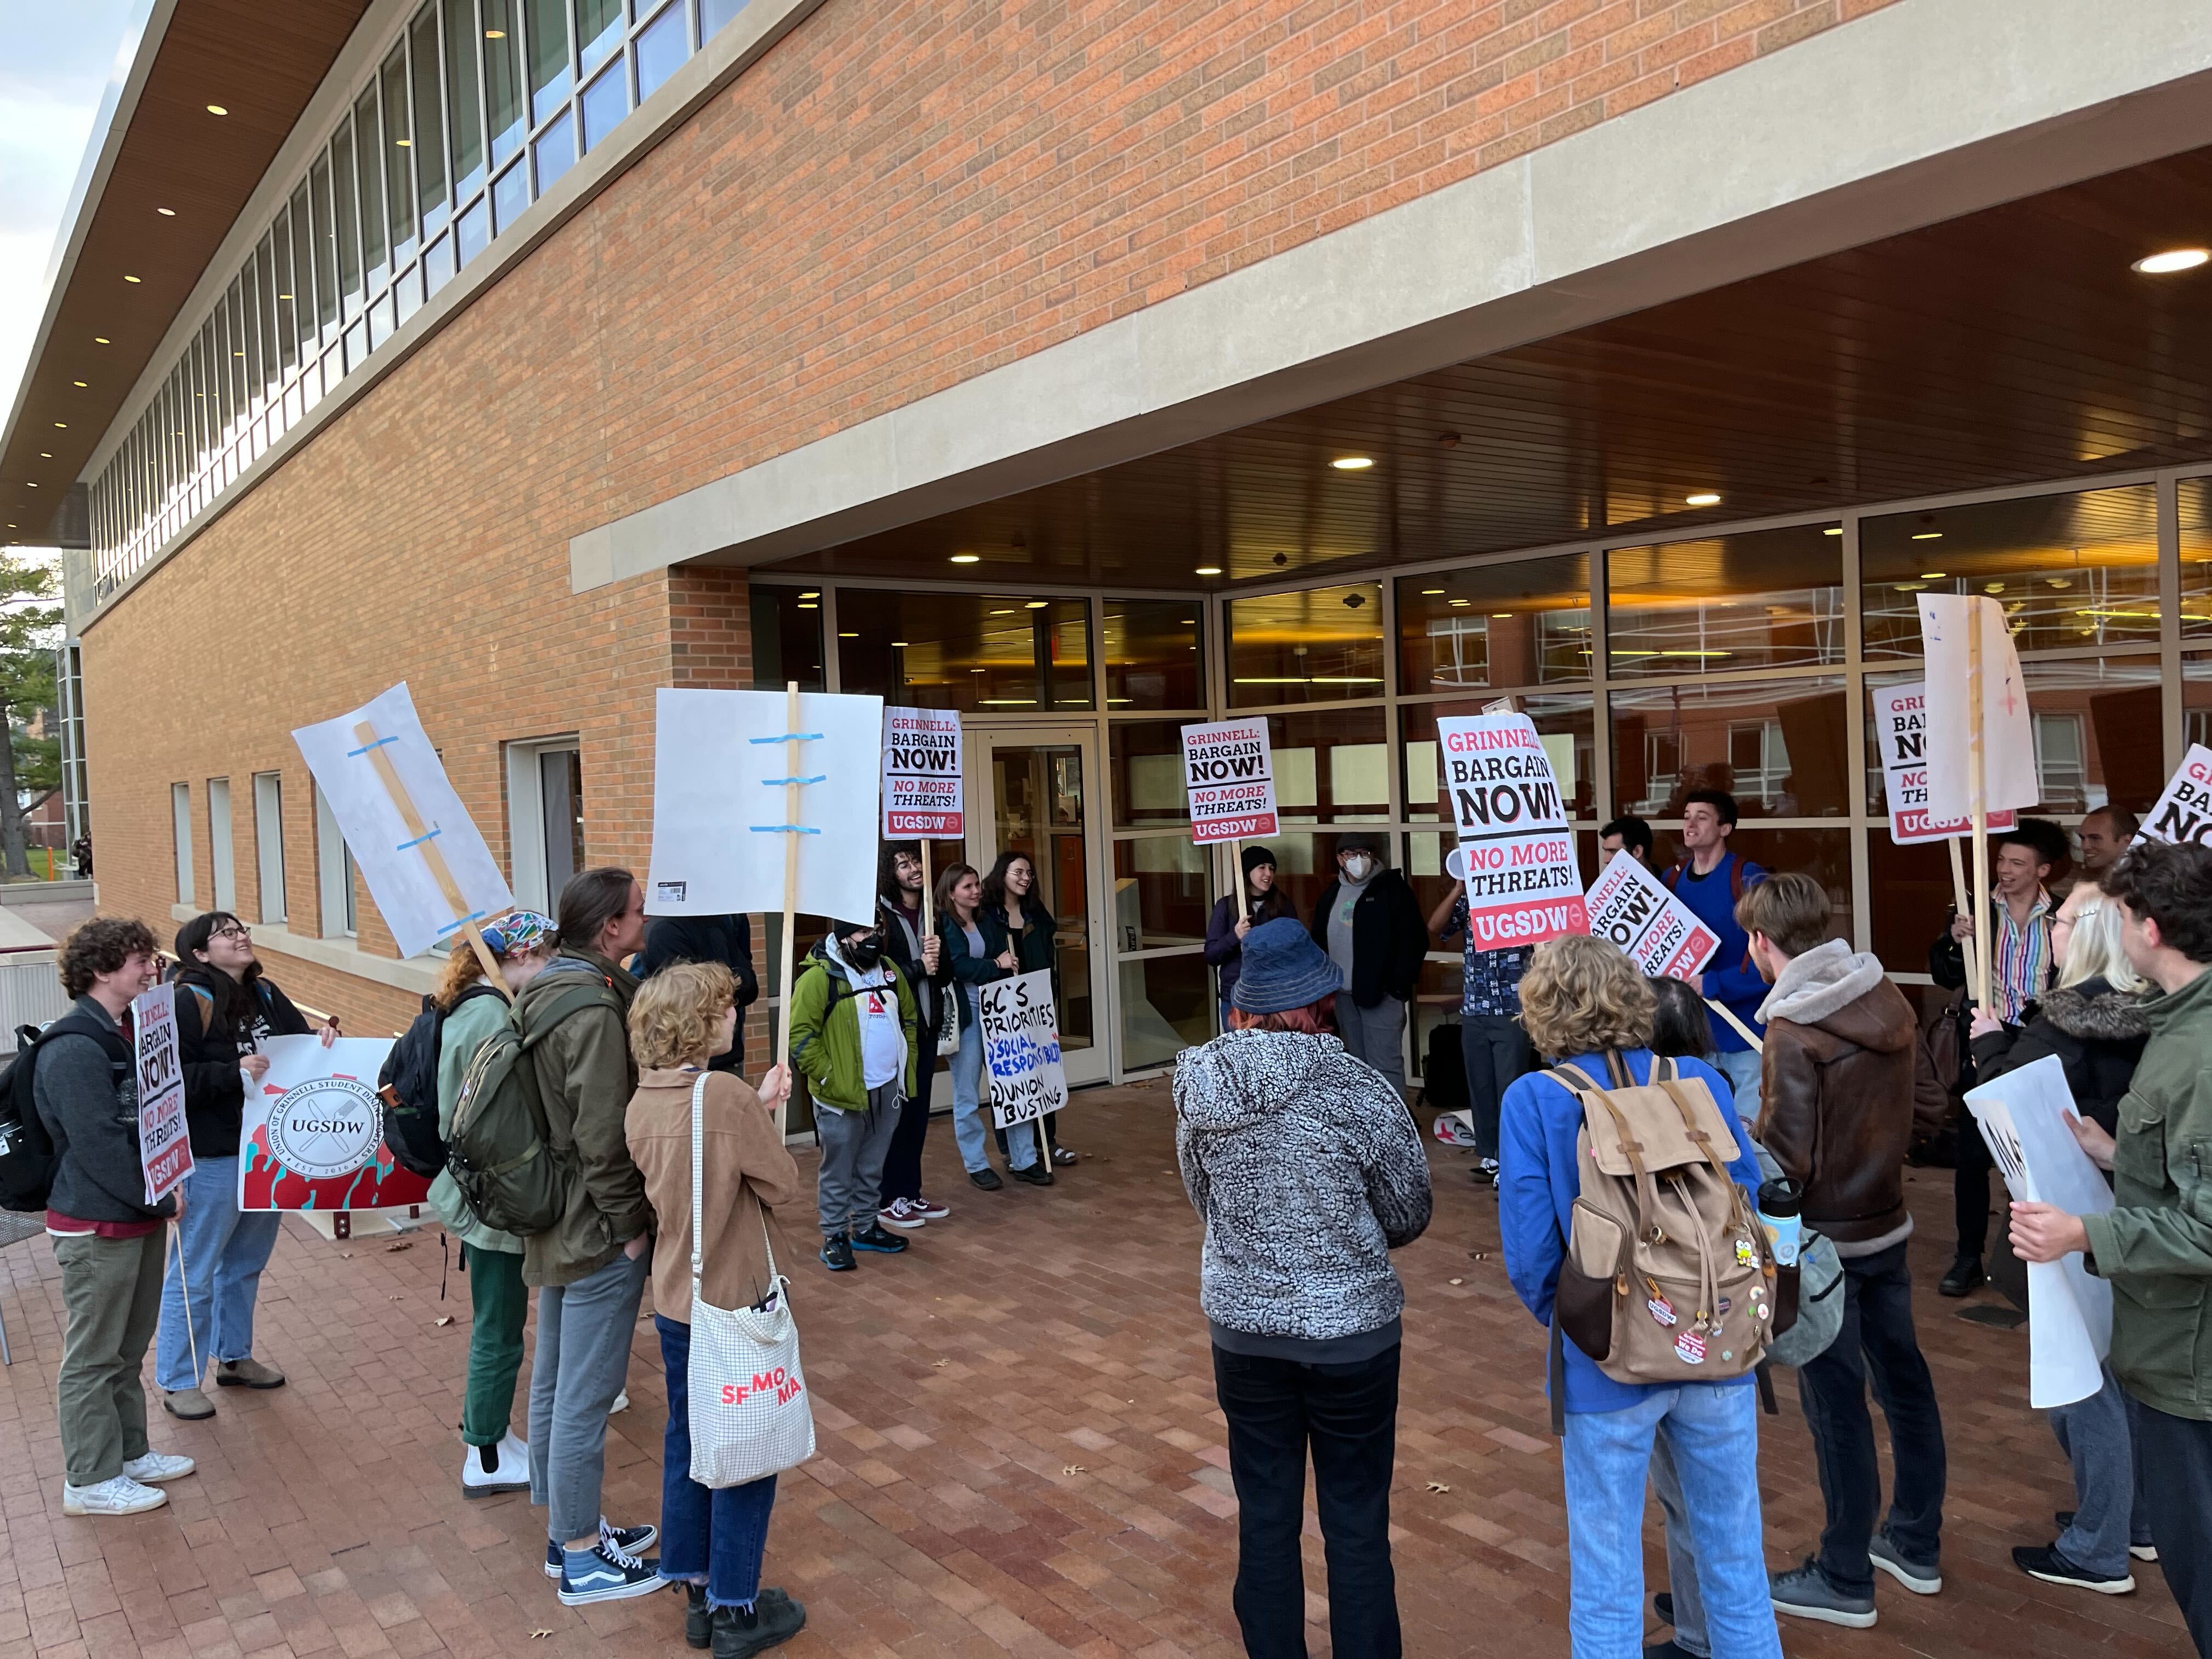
[120,1452,196,1485]
[63,1476,167,1516]
[608,1391,630,1415]
[460,1432,530,1497]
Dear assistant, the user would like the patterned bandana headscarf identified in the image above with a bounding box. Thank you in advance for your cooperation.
[480,910,555,958]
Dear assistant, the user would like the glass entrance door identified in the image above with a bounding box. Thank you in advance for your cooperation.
[972,727,1108,1085]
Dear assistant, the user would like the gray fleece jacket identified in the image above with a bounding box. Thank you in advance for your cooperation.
[1173,1029,1432,1345]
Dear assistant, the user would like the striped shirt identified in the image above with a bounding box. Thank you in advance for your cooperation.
[1990,889,2053,1026]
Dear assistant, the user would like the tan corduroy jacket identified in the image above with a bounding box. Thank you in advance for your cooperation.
[625,1066,802,1323]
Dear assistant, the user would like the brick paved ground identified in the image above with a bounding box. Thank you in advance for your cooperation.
[0,1084,2191,1658]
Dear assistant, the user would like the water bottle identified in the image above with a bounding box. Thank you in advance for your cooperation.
[1757,1177,1803,1267]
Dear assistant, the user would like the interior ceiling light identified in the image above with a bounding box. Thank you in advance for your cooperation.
[949,553,979,563]
[484,27,505,37]
[1685,492,1722,507]
[205,103,228,116]
[837,630,856,637]
[1194,566,1222,576]
[123,274,141,283]
[1920,571,1946,579]
[1420,588,1444,595]
[797,590,819,598]
[52,422,65,430]
[395,137,411,147]
[1448,598,1469,606]
[2132,247,2209,274]
[38,453,50,459]
[93,336,109,343]
[890,640,908,647]
[156,207,176,217]
[71,381,86,387]
[1024,600,1049,608]
[1330,456,1373,470]
[989,608,1015,616]
[1492,612,1512,618]
[1824,526,1842,535]
[1910,531,1942,540]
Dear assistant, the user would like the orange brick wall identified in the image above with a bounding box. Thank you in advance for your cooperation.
[80,0,1896,1025]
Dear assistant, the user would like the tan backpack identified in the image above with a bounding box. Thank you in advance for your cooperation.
[1548,1053,1796,1414]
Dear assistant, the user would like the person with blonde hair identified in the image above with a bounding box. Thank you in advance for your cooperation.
[1972,878,2154,1594]
[427,910,556,1499]
[1498,934,1780,1659]
[623,961,807,1654]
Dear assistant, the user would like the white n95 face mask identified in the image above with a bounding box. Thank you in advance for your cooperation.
[1343,855,1375,880]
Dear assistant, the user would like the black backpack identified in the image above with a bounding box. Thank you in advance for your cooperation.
[376,982,507,1180]
[0,1011,134,1213]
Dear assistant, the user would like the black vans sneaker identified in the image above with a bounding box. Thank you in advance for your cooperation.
[850,1222,909,1254]
[556,1539,661,1605]
[711,1593,806,1658]
[2013,1543,2135,1595]
[820,1233,855,1272]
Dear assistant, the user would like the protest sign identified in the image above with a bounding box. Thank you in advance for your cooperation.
[1965,1056,2115,1409]
[1584,851,1718,979]
[978,969,1068,1130]
[1872,682,2016,843]
[2138,744,2212,849]
[292,683,514,962]
[645,687,884,927]
[132,983,191,1205]
[882,707,964,837]
[238,1035,430,1211]
[1917,596,2038,822]
[1436,713,1584,947]
[1180,718,1278,843]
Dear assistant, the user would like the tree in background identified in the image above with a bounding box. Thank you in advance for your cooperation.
[0,558,61,879]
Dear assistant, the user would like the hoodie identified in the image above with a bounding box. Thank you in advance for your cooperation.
[1754,939,1920,1254]
[1173,1029,1431,1355]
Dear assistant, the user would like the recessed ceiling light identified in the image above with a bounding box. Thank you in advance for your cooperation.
[950,554,979,563]
[1194,566,1222,576]
[394,137,411,148]
[1823,526,1842,535]
[989,608,1015,616]
[123,274,141,283]
[1330,456,1373,471]
[1910,531,1942,540]
[38,453,50,459]
[1920,571,1946,579]
[25,483,36,489]
[93,336,109,344]
[52,423,65,430]
[1685,491,1722,507]
[71,381,86,388]
[156,207,176,217]
[206,104,228,116]
[1448,599,1469,607]
[1492,612,1511,618]
[1420,588,1444,596]
[2132,247,2209,274]
[1024,600,1049,608]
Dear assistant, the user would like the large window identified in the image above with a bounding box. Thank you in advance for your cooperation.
[1227,583,1384,706]
[1103,599,1204,709]
[1397,554,1591,692]
[837,591,1092,712]
[1606,525,1842,675]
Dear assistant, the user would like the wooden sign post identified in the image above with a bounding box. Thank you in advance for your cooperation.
[1946,837,1982,1002]
[351,719,510,1002]
[1965,607,1993,1014]
[771,681,807,1137]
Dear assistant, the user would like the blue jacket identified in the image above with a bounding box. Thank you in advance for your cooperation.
[1661,851,1767,1052]
[1499,1049,1764,1413]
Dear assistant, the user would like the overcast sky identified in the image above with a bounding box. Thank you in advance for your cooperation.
[0,2,144,460]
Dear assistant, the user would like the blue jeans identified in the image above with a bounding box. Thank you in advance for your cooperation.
[1706,1047,1762,1122]
[2051,1364,2150,1577]
[156,1156,282,1391]
[948,1017,1035,1173]
[655,1314,778,1609]
[1560,1384,1781,1659]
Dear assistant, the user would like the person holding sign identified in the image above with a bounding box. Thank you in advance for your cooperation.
[1204,845,1294,1029]
[874,844,951,1232]
[789,917,920,1272]
[155,911,337,1420]
[2012,842,2212,1652]
[38,918,200,1516]
[935,863,1048,1189]
[983,853,1075,1169]
[1658,791,1768,1118]
[1426,876,1536,1186]
[1308,833,1427,1103]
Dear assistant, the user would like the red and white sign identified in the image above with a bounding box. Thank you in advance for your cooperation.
[1584,851,1719,980]
[1180,717,1278,844]
[132,984,192,1205]
[1437,713,1584,947]
[1874,682,2016,843]
[2140,744,2212,849]
[882,706,963,837]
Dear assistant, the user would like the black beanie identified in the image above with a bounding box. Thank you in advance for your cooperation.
[1241,844,1277,878]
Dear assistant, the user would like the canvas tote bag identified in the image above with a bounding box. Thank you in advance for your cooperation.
[684,1076,816,1487]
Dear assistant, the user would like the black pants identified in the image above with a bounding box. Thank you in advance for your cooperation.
[1458,1014,1533,1159]
[1954,1112,1994,1259]
[1796,1242,1946,1593]
[1212,1342,1401,1659]
[877,1052,936,1204]
[2128,1391,2212,1654]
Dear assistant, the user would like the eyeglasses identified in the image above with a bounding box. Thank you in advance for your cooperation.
[210,923,251,942]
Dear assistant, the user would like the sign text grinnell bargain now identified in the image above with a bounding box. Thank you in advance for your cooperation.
[1436,713,1584,948]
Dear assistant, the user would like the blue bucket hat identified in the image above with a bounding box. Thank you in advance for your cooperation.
[1231,916,1344,1014]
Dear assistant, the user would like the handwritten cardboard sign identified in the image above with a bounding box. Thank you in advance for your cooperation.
[2138,744,2212,849]
[133,984,191,1205]
[1180,718,1278,843]
[1437,712,1584,947]
[1873,682,2017,843]
[1584,851,1719,979]
[882,706,964,837]
[978,970,1068,1130]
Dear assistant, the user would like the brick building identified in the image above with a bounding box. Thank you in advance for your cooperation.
[8,0,2212,1077]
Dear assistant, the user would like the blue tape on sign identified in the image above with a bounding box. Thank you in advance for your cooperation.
[436,910,489,936]
[346,736,399,757]
[396,827,443,850]
[749,825,822,834]
[760,775,826,786]
[747,732,823,744]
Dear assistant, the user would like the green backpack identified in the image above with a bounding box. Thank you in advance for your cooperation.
[445,980,623,1237]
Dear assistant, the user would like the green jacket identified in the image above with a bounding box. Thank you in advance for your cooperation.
[428,986,522,1256]
[514,950,645,1289]
[788,941,918,1114]
[2083,965,2212,1420]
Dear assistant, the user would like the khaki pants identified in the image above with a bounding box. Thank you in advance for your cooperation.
[53,1228,166,1486]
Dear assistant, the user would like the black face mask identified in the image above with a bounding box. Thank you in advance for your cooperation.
[842,934,884,969]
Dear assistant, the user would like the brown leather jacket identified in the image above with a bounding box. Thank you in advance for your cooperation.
[1752,941,1920,1248]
